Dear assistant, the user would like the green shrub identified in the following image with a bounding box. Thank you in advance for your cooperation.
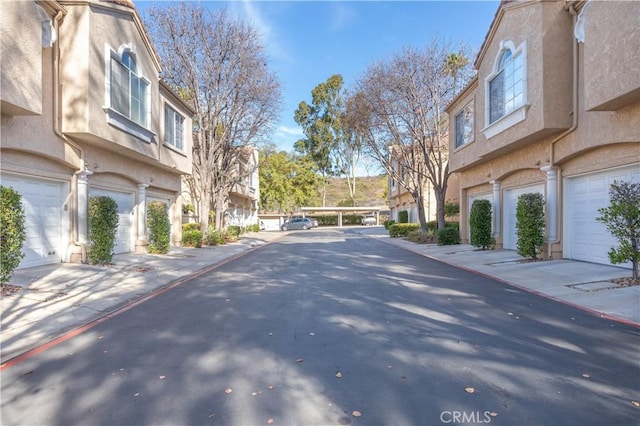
[597,180,640,279]
[398,210,409,224]
[147,201,170,254]
[437,227,460,246]
[384,219,395,229]
[182,223,200,232]
[469,199,493,250]
[226,225,242,237]
[1,186,26,284]
[389,223,420,238]
[516,193,545,259]
[406,228,436,243]
[246,223,260,233]
[88,196,119,265]
[206,226,225,245]
[445,201,460,217]
[182,229,202,248]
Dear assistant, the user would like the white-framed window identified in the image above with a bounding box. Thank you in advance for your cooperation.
[164,104,185,150]
[110,49,149,127]
[483,40,527,138]
[104,44,155,142]
[455,100,474,148]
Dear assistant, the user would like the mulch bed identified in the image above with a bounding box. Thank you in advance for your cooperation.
[1,284,23,297]
[611,277,640,287]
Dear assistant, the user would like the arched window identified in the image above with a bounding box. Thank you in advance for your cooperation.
[110,47,149,127]
[487,41,526,125]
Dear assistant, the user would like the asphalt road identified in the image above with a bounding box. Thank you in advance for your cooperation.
[2,229,639,425]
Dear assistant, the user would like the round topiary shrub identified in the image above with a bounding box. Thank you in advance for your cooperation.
[147,201,170,254]
[88,195,119,265]
[437,227,460,246]
[1,186,27,284]
[469,199,493,249]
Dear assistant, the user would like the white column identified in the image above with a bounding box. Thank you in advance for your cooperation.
[490,180,501,237]
[76,169,93,244]
[137,184,149,241]
[541,165,558,241]
[338,211,343,227]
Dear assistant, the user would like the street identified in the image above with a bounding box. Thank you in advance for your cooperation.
[1,228,639,425]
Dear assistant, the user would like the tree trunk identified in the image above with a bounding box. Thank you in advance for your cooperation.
[199,192,211,234]
[413,189,428,233]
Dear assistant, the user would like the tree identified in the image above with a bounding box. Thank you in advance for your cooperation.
[354,39,473,232]
[294,74,347,207]
[1,186,26,285]
[146,4,281,232]
[444,51,470,96]
[516,193,545,260]
[259,147,321,214]
[597,180,640,279]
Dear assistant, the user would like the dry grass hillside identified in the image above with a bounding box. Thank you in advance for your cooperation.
[313,175,388,207]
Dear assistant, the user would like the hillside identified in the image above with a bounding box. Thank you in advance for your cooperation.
[314,174,388,207]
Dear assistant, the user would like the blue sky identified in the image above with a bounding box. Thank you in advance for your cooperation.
[138,1,499,164]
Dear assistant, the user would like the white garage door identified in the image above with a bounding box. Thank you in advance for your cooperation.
[503,184,544,250]
[468,193,493,240]
[1,175,65,268]
[90,188,134,254]
[564,164,639,266]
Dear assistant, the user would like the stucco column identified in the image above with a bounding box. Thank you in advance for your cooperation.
[490,180,501,238]
[541,166,558,241]
[137,184,149,243]
[338,211,343,227]
[76,169,93,244]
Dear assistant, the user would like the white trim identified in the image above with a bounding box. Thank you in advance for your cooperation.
[482,104,528,139]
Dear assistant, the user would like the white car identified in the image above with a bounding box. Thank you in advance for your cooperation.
[361,216,376,226]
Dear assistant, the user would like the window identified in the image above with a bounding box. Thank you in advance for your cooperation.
[455,101,474,148]
[164,104,185,150]
[110,50,149,127]
[488,44,524,125]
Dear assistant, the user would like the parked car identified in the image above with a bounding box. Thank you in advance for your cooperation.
[308,217,319,228]
[281,217,313,231]
[361,216,377,226]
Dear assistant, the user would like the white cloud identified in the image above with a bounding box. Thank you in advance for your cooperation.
[241,0,294,64]
[276,125,304,137]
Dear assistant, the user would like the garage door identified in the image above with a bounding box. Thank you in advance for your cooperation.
[1,175,65,268]
[90,188,134,254]
[564,164,639,266]
[503,184,544,250]
[468,193,493,240]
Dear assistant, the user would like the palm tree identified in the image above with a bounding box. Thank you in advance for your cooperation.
[445,52,470,96]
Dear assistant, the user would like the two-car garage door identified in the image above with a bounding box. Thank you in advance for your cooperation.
[564,164,639,267]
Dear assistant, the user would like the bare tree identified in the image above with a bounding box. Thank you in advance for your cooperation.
[146,4,281,231]
[355,39,472,231]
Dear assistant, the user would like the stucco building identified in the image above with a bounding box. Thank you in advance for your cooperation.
[1,0,193,268]
[447,0,639,266]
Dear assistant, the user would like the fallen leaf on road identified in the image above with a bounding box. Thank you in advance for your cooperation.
[631,401,639,407]
[296,358,304,363]
[98,336,104,340]
[490,412,498,417]
[507,312,513,316]
[252,392,258,396]
[267,418,274,424]
[336,372,342,378]
[352,411,362,417]
[465,387,475,394]
[582,374,590,378]
[309,332,315,336]
[387,365,393,369]
[133,393,140,397]
[268,385,274,390]
[159,375,166,380]
[224,388,233,394]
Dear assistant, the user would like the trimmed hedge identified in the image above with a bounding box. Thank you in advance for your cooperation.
[470,199,493,249]
[384,219,396,229]
[206,226,225,245]
[389,223,420,238]
[398,210,409,224]
[88,196,119,265]
[1,186,26,284]
[182,229,203,247]
[437,227,460,245]
[147,201,170,254]
[516,193,545,259]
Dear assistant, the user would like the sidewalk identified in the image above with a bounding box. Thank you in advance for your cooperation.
[2,227,639,364]
[1,232,283,363]
[360,227,640,327]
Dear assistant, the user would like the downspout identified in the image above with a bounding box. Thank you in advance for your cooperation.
[52,10,89,262]
[545,2,581,257]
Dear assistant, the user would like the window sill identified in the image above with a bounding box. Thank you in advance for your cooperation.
[454,139,475,153]
[163,142,187,156]
[482,104,528,140]
[105,107,155,143]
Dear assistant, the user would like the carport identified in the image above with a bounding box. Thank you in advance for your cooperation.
[300,206,385,227]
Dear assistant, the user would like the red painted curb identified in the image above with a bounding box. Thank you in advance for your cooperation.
[376,236,640,330]
[0,236,282,371]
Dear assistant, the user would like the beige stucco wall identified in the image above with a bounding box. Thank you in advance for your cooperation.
[583,1,640,111]
[1,1,43,116]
